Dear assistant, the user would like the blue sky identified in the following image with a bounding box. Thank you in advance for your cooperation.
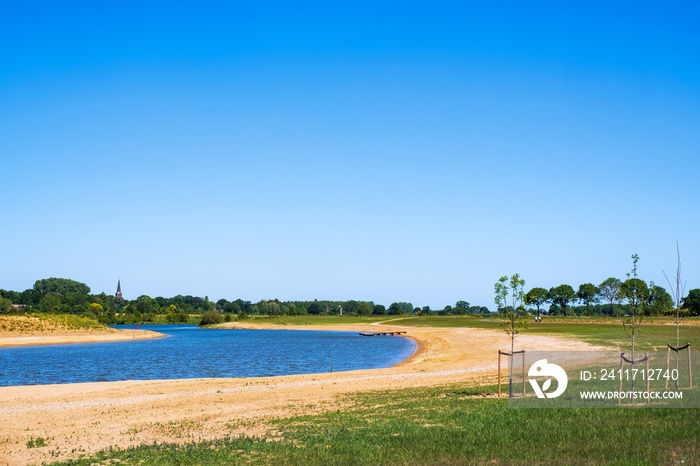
[2,1,699,309]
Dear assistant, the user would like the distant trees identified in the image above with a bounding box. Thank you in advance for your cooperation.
[524,288,548,317]
[682,289,700,316]
[307,302,323,315]
[343,300,359,315]
[577,283,600,316]
[454,301,469,315]
[647,285,673,316]
[223,302,241,314]
[357,302,373,315]
[0,292,13,313]
[40,294,62,312]
[598,277,622,317]
[548,285,577,316]
[1,269,695,322]
[387,302,413,315]
[34,278,90,296]
[254,300,282,316]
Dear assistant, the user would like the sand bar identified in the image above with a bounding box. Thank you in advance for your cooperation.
[0,321,604,465]
[0,329,165,348]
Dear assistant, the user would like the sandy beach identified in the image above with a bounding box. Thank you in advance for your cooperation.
[0,329,165,348]
[0,321,603,465]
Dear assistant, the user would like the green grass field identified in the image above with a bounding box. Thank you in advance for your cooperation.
[51,315,699,465]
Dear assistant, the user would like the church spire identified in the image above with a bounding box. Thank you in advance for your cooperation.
[116,279,122,299]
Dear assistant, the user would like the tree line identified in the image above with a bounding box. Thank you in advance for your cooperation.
[2,276,698,324]
[522,278,700,317]
[0,277,488,324]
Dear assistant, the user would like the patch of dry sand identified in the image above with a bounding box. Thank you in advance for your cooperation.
[0,322,605,465]
[0,330,165,348]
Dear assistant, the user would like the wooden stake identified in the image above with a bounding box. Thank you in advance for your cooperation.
[646,352,650,405]
[688,343,693,389]
[498,351,501,398]
[522,351,526,397]
[665,345,670,390]
[618,354,623,406]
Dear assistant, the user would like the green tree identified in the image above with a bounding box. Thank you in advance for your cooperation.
[357,302,372,315]
[33,278,90,296]
[494,273,527,398]
[88,303,103,314]
[0,292,13,313]
[19,289,42,306]
[343,300,359,315]
[372,304,386,315]
[524,287,548,317]
[548,285,577,316]
[397,302,414,314]
[39,294,62,312]
[216,299,229,311]
[598,277,622,317]
[388,303,403,315]
[682,289,700,316]
[619,254,649,369]
[200,311,222,326]
[223,302,240,314]
[647,286,673,316]
[577,283,600,316]
[135,296,154,314]
[454,301,469,315]
[307,301,323,315]
[254,300,281,316]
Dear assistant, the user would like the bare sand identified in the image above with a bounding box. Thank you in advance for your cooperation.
[0,321,604,465]
[0,330,165,348]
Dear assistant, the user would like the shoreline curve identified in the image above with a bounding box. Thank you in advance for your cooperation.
[0,322,605,465]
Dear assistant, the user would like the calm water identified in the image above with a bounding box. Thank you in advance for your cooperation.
[0,324,416,386]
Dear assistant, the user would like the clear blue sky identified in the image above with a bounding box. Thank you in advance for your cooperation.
[2,1,699,309]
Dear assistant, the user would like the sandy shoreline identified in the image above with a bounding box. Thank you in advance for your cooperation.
[0,321,604,465]
[0,329,165,348]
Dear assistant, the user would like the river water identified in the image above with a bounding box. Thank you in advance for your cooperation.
[0,324,416,386]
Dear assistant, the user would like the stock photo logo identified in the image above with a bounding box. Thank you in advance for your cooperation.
[528,359,568,399]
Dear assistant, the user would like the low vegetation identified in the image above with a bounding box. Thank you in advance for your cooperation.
[0,314,108,334]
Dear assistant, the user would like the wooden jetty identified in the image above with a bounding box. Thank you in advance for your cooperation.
[359,331,407,337]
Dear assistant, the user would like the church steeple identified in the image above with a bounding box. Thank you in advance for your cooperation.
[116,280,122,299]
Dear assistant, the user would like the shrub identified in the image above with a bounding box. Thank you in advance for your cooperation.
[200,311,222,326]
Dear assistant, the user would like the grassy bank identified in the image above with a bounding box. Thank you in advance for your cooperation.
[54,383,699,465]
[0,314,108,333]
